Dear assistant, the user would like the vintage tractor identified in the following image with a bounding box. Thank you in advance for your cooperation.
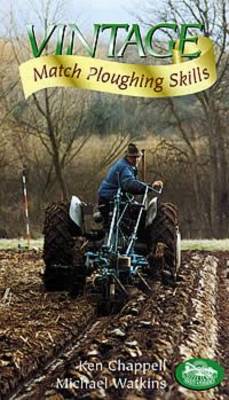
[42,186,181,311]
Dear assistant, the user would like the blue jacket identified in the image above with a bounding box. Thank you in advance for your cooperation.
[98,158,148,200]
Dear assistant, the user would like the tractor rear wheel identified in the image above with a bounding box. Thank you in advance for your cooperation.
[42,202,85,292]
[147,202,181,283]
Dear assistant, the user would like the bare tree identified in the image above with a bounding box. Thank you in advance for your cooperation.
[137,0,229,237]
[2,0,94,200]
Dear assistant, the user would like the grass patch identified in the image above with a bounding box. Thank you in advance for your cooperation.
[181,239,229,251]
[0,239,44,250]
[0,239,228,251]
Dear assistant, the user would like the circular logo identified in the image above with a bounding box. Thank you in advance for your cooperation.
[175,358,224,391]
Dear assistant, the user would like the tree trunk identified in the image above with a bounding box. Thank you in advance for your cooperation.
[208,100,228,238]
[44,90,68,201]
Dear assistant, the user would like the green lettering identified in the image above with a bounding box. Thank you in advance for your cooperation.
[179,23,204,58]
[66,24,101,57]
[27,24,58,57]
[55,25,67,55]
[117,24,146,57]
[101,24,129,57]
[145,23,178,58]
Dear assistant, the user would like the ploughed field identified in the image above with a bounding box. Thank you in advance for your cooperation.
[0,249,228,400]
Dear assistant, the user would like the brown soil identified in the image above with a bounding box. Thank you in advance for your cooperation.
[216,251,229,399]
[0,250,228,400]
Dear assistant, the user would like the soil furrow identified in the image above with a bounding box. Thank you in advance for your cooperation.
[37,253,223,400]
[0,251,96,400]
[217,252,229,400]
[0,250,227,400]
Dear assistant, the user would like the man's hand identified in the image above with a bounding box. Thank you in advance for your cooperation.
[151,180,164,191]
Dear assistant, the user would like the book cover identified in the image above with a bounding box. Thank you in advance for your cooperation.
[0,0,227,399]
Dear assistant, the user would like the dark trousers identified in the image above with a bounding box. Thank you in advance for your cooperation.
[98,197,111,228]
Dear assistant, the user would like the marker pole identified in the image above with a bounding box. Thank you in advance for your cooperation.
[141,149,146,181]
[22,167,31,248]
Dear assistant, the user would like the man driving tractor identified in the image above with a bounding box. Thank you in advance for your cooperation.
[97,143,163,224]
[42,142,180,294]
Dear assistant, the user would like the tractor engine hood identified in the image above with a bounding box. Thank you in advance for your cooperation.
[145,197,158,228]
[69,195,83,231]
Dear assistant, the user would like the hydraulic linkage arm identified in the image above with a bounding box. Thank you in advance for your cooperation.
[126,185,162,256]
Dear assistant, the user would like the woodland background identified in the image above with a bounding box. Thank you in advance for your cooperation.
[0,0,228,238]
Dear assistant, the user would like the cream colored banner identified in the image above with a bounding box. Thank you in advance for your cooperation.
[19,37,216,99]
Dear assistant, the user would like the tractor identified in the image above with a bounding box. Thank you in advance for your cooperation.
[42,186,181,312]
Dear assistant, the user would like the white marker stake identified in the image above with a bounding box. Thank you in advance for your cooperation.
[22,168,31,248]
